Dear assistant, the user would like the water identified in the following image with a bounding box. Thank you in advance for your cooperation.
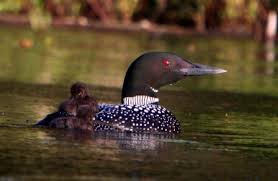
[0,25,277,180]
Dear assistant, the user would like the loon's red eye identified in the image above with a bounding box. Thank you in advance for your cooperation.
[163,59,170,66]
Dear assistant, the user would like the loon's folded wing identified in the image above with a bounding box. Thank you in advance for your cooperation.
[34,111,70,127]
[95,104,181,134]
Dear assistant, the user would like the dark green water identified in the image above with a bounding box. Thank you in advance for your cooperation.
[0,25,277,180]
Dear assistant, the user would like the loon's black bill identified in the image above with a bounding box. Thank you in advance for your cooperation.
[179,63,227,76]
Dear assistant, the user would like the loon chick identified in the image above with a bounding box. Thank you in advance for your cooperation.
[35,82,98,126]
[50,104,126,131]
[95,52,226,134]
[58,99,77,116]
[36,52,226,134]
[70,82,89,99]
[49,105,95,131]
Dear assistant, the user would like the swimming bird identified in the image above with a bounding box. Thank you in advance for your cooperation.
[95,52,226,134]
[35,82,98,126]
[36,52,226,134]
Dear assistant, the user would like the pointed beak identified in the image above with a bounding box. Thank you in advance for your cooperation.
[179,63,227,76]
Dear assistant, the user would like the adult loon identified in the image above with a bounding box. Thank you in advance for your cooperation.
[36,52,226,134]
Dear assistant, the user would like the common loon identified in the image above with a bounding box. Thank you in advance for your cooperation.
[36,52,226,134]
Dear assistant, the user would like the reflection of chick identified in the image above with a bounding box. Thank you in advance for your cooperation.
[49,105,94,131]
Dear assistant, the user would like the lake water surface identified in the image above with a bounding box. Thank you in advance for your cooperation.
[0,25,277,180]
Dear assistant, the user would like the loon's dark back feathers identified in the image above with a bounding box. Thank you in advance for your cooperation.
[95,103,181,134]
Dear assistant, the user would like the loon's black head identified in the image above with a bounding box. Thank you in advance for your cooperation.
[121,52,226,104]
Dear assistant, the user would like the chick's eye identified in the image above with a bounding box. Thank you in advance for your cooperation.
[162,59,170,67]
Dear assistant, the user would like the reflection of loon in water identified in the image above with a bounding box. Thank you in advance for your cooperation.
[42,130,177,151]
[40,130,201,152]
[36,52,226,134]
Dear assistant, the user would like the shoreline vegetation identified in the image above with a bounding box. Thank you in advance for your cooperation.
[0,0,276,40]
[0,13,254,38]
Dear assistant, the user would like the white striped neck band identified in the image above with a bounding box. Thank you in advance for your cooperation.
[123,95,159,105]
